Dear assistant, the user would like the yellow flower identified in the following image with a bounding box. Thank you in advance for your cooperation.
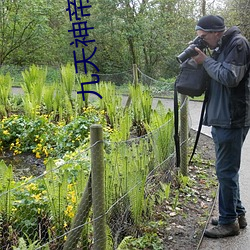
[71,195,76,204]
[3,130,9,135]
[26,183,37,191]
[20,176,32,181]
[36,152,41,158]
[42,147,48,157]
[14,149,20,155]
[12,207,17,212]
[32,193,42,201]
[65,205,74,218]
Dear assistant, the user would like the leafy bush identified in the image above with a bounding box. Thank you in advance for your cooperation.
[0,106,105,158]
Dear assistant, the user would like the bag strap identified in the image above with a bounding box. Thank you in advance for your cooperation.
[188,91,208,164]
[174,80,208,168]
[174,80,180,168]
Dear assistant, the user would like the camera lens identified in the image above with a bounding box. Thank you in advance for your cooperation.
[176,44,198,63]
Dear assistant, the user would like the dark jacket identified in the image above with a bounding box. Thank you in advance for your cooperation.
[203,26,250,128]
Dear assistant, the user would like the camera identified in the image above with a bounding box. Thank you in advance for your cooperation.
[176,36,208,63]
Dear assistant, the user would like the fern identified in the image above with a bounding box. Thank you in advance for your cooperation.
[21,65,47,118]
[43,84,55,113]
[145,100,174,163]
[0,73,12,115]
[43,159,68,228]
[61,63,75,101]
[0,160,14,221]
[96,82,122,128]
[129,83,152,125]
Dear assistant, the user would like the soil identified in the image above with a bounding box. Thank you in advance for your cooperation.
[0,152,45,180]
[158,130,217,250]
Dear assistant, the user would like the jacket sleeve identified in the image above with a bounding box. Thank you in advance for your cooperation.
[203,37,250,87]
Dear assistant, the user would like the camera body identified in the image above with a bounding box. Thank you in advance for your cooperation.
[176,36,208,64]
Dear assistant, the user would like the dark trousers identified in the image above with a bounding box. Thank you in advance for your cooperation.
[211,126,249,225]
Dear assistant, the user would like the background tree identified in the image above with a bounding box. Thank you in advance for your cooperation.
[0,0,71,66]
[91,0,200,79]
[220,0,250,39]
[1,0,243,82]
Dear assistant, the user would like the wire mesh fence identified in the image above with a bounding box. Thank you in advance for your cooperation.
[0,119,187,249]
[0,65,191,249]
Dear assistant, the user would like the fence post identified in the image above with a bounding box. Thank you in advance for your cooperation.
[63,175,92,250]
[125,64,138,109]
[91,124,106,250]
[180,94,188,176]
[133,64,138,86]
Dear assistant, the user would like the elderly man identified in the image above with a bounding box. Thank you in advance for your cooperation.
[192,15,250,238]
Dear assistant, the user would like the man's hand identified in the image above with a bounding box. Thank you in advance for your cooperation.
[192,47,207,64]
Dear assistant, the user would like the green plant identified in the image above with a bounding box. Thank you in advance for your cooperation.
[12,176,49,241]
[105,136,153,232]
[61,63,75,104]
[109,109,132,142]
[117,233,163,250]
[0,161,15,222]
[0,161,17,248]
[0,107,105,158]
[177,171,195,191]
[97,81,122,128]
[178,173,191,189]
[157,182,171,203]
[13,237,41,250]
[129,83,153,128]
[43,84,56,114]
[43,159,70,221]
[145,100,174,163]
[0,73,12,117]
[0,115,57,157]
[172,190,180,210]
[21,65,47,118]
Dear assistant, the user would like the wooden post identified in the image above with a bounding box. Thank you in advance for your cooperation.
[133,64,138,86]
[91,124,106,250]
[63,175,92,250]
[180,94,188,176]
[125,64,138,109]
